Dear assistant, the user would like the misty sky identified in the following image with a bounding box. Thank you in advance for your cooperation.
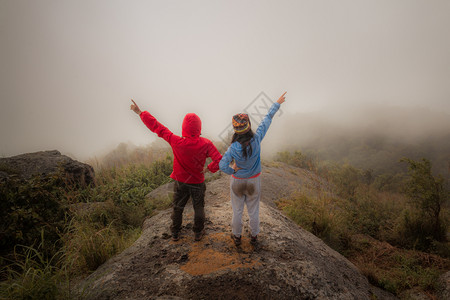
[1,0,450,160]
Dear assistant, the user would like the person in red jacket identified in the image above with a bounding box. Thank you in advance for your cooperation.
[130,99,222,241]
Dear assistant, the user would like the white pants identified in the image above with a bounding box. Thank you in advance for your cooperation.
[230,175,261,237]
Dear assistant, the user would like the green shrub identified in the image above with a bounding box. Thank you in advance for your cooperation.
[396,158,449,250]
[0,173,68,262]
[277,193,350,252]
[89,154,173,207]
[274,150,317,171]
[326,163,361,199]
[0,150,176,299]
[372,173,406,193]
[344,186,404,240]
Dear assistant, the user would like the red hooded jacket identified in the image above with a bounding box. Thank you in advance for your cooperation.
[140,111,222,184]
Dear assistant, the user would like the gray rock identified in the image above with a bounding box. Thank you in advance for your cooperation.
[0,150,94,186]
[78,164,396,300]
[438,271,450,300]
[146,181,175,201]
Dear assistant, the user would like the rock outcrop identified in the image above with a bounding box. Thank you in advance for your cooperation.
[79,163,396,299]
[0,150,94,186]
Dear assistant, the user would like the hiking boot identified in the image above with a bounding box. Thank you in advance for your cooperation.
[194,230,205,241]
[172,232,180,241]
[250,235,258,245]
[231,234,241,246]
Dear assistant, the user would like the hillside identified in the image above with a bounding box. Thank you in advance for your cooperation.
[78,163,395,299]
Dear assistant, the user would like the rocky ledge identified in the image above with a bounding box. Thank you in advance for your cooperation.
[0,150,94,186]
[79,163,396,300]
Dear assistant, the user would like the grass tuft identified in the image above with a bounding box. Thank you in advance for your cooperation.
[0,241,64,300]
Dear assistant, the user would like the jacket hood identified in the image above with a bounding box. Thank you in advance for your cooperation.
[182,113,202,137]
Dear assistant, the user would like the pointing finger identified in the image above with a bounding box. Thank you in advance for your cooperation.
[281,92,287,97]
[131,99,137,106]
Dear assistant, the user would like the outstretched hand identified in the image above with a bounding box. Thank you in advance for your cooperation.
[277,92,287,104]
[130,99,142,115]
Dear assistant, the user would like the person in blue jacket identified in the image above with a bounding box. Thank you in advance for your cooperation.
[219,92,286,246]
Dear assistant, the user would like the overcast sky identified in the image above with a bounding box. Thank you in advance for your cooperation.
[1,0,449,160]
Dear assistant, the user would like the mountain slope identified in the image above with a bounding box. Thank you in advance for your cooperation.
[78,163,395,299]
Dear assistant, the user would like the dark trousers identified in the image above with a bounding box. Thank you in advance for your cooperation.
[170,180,206,234]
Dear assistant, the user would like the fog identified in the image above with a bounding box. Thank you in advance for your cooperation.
[265,103,450,153]
[1,0,450,160]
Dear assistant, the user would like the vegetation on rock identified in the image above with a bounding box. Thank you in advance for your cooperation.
[276,150,449,297]
[0,149,173,299]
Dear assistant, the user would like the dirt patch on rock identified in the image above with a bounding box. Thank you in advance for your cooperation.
[180,232,260,276]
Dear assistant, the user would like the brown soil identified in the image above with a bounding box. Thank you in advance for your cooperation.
[179,232,261,276]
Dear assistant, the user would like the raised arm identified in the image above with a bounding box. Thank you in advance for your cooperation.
[255,92,286,141]
[130,99,177,144]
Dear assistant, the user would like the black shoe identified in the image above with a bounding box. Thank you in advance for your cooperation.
[250,235,258,245]
[172,233,180,241]
[231,234,241,246]
[194,230,205,241]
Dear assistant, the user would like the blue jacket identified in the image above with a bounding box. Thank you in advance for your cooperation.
[219,102,280,178]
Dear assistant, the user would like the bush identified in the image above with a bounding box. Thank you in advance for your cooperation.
[344,186,404,240]
[0,149,177,299]
[90,154,173,207]
[276,193,350,253]
[372,173,406,193]
[0,173,68,263]
[274,151,317,171]
[396,158,449,250]
[326,163,361,199]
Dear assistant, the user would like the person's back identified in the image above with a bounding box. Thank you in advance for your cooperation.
[219,92,286,246]
[139,110,221,183]
[227,140,261,177]
[171,135,214,183]
[220,101,280,179]
[131,100,222,241]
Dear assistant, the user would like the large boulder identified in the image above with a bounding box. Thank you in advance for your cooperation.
[79,164,395,300]
[0,150,94,186]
